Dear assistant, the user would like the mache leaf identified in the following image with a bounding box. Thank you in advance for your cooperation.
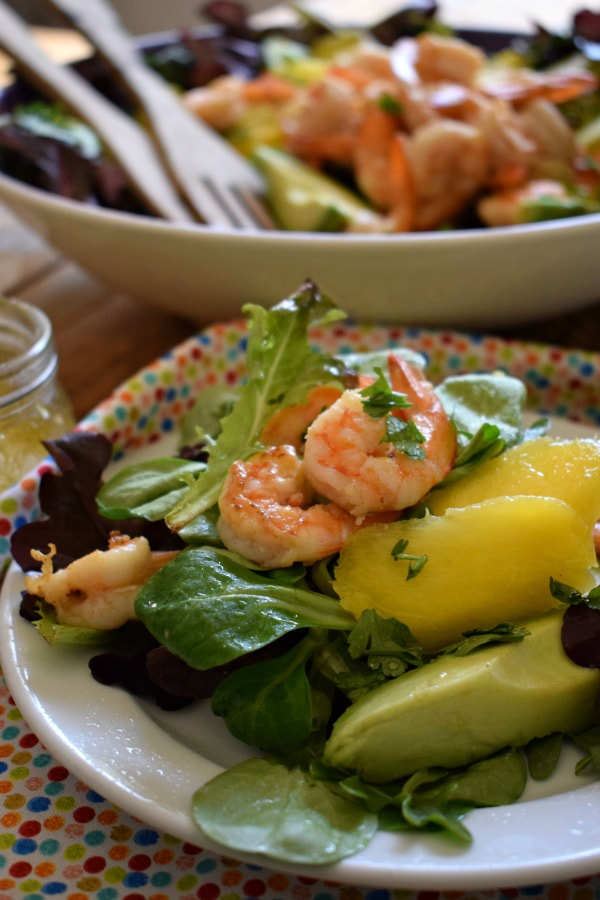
[96,458,206,520]
[211,633,317,752]
[134,546,355,668]
[192,756,377,864]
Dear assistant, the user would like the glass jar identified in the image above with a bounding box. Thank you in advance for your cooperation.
[0,296,75,493]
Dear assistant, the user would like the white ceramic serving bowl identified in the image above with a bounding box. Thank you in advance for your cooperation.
[2,167,600,329]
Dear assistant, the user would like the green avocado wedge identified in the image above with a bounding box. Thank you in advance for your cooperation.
[323,610,600,783]
[252,144,378,232]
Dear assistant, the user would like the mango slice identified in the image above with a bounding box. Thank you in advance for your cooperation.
[323,610,600,781]
[427,436,600,528]
[334,495,596,653]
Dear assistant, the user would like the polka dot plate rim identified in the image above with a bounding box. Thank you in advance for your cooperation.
[1,318,600,894]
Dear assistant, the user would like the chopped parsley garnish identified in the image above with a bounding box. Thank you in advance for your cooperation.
[360,368,425,458]
[391,538,428,579]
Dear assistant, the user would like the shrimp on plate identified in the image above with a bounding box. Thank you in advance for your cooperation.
[24,533,178,630]
[303,356,457,518]
[217,444,366,568]
[260,384,343,450]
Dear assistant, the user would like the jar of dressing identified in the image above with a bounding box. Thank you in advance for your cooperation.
[0,296,75,493]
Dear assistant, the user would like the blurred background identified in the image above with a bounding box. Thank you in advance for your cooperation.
[3,0,584,34]
[5,0,275,31]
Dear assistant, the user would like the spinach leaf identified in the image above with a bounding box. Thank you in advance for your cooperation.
[436,372,527,451]
[525,733,564,780]
[165,282,346,531]
[573,726,600,775]
[441,422,505,485]
[97,458,205,520]
[438,622,530,657]
[427,747,527,808]
[178,384,240,447]
[192,757,378,864]
[30,597,119,647]
[134,547,355,668]
[317,748,527,844]
[177,504,221,545]
[211,633,317,752]
[341,347,426,377]
[11,100,102,159]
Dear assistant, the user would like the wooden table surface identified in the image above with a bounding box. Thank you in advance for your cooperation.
[1,7,600,422]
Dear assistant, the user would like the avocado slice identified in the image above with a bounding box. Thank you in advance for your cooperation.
[323,610,600,783]
[252,144,378,232]
[576,114,600,153]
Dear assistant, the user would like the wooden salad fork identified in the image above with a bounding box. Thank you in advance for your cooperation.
[0,0,193,222]
[42,0,272,229]
[0,0,271,228]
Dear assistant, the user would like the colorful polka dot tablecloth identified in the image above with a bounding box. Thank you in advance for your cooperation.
[1,320,600,899]
[1,671,600,900]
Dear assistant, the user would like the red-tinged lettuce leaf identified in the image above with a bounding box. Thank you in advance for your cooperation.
[0,119,142,210]
[11,432,182,573]
[561,603,600,668]
[574,10,600,44]
[88,629,303,711]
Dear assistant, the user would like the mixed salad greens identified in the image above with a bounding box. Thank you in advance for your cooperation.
[10,281,600,866]
[2,2,600,229]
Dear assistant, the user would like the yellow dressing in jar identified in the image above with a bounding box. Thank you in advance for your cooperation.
[0,297,75,493]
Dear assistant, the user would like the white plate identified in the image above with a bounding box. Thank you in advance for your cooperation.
[1,323,600,891]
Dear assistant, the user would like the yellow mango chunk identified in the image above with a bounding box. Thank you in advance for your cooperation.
[427,436,600,528]
[334,495,597,653]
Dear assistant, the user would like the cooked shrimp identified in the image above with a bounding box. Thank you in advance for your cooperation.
[24,534,177,630]
[517,99,577,167]
[405,118,488,230]
[260,385,343,449]
[183,74,249,132]
[474,96,537,188]
[477,178,571,227]
[217,444,364,568]
[303,356,456,517]
[481,68,597,107]
[414,33,486,86]
[352,105,416,231]
[280,76,367,166]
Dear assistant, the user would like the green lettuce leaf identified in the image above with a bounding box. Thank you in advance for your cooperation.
[165,281,346,531]
[192,756,378,864]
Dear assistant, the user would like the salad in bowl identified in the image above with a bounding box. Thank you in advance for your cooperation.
[1,1,600,233]
[2,3,600,327]
[8,281,600,869]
